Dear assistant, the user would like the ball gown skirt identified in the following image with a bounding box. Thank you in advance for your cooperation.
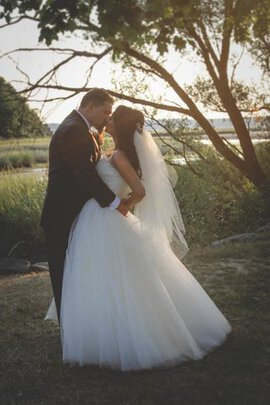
[44,156,232,371]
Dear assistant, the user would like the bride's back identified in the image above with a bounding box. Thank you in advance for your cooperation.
[96,155,130,199]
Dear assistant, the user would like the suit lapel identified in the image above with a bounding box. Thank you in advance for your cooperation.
[88,129,101,162]
[71,110,101,163]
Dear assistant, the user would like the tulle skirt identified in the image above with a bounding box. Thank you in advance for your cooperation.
[46,199,232,371]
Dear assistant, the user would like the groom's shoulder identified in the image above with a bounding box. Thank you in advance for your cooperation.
[56,110,82,130]
[54,110,85,137]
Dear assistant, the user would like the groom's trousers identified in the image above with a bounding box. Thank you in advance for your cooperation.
[44,229,69,325]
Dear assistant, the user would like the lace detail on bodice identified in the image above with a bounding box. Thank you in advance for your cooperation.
[96,155,130,199]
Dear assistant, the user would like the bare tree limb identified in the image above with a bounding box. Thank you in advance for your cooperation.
[0,15,38,29]
[27,93,80,103]
[0,46,112,60]
[123,44,202,114]
[197,19,220,69]
[7,55,31,84]
[17,82,192,114]
[33,55,76,89]
[221,135,244,156]
[149,115,207,162]
[123,58,164,79]
[121,45,248,173]
[187,25,220,84]
[220,0,234,75]
[230,46,245,85]
[151,124,203,177]
[9,47,112,104]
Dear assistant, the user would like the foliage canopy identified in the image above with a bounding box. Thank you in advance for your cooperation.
[0,77,50,138]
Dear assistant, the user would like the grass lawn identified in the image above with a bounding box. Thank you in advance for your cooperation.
[0,242,269,405]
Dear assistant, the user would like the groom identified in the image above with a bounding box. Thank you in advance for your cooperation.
[40,88,128,324]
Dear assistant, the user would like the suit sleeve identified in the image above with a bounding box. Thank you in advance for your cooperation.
[58,125,116,208]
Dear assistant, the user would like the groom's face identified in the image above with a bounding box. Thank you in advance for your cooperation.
[86,101,113,131]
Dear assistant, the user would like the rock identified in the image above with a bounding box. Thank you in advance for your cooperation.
[0,258,31,275]
[209,229,270,248]
[210,233,257,248]
[256,222,270,233]
[29,262,49,272]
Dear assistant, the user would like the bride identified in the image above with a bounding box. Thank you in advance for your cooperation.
[44,105,232,371]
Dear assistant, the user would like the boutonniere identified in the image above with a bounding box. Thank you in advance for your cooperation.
[89,128,104,146]
[88,130,102,154]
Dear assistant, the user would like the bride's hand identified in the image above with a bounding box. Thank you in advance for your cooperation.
[122,191,144,209]
[123,200,134,208]
[116,200,129,217]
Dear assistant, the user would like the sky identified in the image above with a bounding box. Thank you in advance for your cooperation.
[0,18,265,124]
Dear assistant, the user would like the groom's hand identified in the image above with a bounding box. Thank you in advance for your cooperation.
[116,200,129,217]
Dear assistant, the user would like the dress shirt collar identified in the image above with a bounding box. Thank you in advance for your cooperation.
[75,109,92,130]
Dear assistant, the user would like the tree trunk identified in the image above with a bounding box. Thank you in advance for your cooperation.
[217,79,267,187]
[119,46,268,190]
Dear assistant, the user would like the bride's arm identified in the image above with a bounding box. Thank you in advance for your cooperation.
[111,150,145,208]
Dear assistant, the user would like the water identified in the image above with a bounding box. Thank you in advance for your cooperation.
[200,138,268,145]
[1,136,268,174]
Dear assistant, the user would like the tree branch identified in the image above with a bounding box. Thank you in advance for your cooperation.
[148,120,203,176]
[230,46,245,85]
[187,25,220,84]
[16,82,191,114]
[220,0,234,75]
[123,44,201,114]
[0,15,38,29]
[123,58,164,79]
[10,47,112,101]
[149,115,207,162]
[197,19,220,69]
[157,133,203,176]
[119,44,246,173]
[221,135,244,157]
[33,55,76,89]
[0,46,112,60]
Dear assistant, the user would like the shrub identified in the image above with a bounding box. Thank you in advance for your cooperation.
[34,149,48,164]
[172,144,270,247]
[0,152,34,169]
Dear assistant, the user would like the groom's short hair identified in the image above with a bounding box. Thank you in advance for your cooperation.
[80,88,114,108]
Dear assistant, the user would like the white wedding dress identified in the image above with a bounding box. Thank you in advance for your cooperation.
[44,154,232,371]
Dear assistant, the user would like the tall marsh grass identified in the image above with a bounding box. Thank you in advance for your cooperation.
[0,152,34,169]
[0,138,269,258]
[0,137,50,170]
[0,174,47,255]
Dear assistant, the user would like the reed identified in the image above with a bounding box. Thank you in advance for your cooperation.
[0,173,47,254]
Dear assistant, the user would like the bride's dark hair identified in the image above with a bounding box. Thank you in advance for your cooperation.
[112,105,144,177]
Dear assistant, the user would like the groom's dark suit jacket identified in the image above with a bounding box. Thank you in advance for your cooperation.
[40,110,116,234]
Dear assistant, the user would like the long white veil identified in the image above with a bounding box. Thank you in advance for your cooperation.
[133,127,189,259]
